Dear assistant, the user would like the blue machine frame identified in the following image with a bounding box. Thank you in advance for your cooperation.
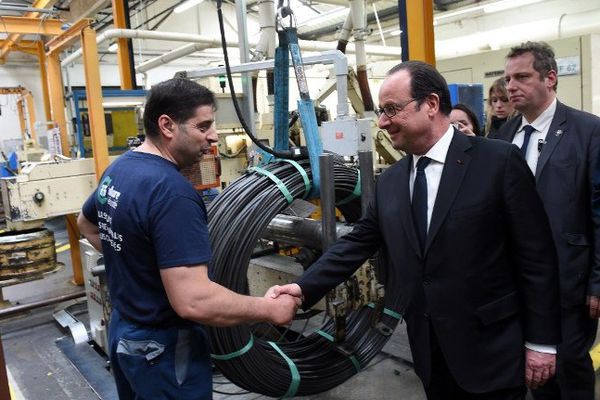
[448,83,484,129]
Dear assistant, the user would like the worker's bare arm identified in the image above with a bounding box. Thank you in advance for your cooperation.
[161,265,300,326]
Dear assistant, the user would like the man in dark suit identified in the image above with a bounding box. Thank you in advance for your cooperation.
[269,61,561,399]
[491,41,600,399]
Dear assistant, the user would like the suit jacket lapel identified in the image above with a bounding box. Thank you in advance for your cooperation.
[426,132,472,254]
[535,101,567,180]
[398,155,423,257]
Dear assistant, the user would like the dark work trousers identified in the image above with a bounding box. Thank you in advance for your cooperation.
[424,324,527,400]
[531,304,597,400]
[108,308,213,400]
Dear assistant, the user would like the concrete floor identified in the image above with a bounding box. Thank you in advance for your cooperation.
[1,217,599,399]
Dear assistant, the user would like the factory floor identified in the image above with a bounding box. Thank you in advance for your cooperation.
[1,217,599,400]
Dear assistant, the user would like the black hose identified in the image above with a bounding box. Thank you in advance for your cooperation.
[207,160,402,396]
[216,1,304,160]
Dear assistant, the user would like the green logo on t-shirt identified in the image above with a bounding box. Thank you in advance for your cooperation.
[97,176,112,205]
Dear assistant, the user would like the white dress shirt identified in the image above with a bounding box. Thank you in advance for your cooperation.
[512,98,557,175]
[409,124,454,231]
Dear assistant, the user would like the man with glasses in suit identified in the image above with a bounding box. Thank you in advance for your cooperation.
[269,60,561,399]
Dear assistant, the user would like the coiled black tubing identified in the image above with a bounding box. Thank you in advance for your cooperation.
[207,159,402,397]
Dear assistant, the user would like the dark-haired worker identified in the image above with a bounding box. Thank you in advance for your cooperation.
[78,78,300,400]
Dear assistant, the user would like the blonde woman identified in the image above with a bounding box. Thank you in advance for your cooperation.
[485,78,517,137]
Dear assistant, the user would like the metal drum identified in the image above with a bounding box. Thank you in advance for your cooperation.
[0,194,5,227]
[0,228,57,280]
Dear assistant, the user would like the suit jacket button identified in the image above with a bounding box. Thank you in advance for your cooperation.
[423,313,430,319]
[423,278,431,285]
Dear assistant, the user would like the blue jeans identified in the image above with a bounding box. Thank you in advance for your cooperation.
[108,308,213,400]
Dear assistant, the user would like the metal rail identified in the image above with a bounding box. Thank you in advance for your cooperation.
[0,290,85,319]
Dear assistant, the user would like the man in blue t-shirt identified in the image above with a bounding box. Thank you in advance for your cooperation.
[77,78,300,400]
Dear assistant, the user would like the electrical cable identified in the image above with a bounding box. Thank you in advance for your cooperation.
[216,0,305,161]
[207,160,403,397]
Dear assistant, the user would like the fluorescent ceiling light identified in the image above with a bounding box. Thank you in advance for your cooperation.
[174,0,205,14]
[434,5,484,21]
[108,42,118,52]
[434,0,543,23]
[102,101,144,107]
[389,29,402,37]
[483,0,544,13]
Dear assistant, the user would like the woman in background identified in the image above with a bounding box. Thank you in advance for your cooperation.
[450,103,482,136]
[485,77,517,137]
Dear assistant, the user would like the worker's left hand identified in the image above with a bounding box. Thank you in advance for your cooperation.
[525,349,555,390]
[587,295,600,319]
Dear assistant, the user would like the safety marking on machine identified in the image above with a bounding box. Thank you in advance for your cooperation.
[55,242,70,253]
[590,343,600,370]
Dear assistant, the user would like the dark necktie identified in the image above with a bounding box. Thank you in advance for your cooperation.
[520,125,536,155]
[412,156,431,253]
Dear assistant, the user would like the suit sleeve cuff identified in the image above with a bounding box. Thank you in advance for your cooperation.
[525,342,557,354]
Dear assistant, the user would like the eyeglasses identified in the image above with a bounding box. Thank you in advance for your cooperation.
[375,98,417,118]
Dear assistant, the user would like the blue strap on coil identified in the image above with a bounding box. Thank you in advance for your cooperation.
[269,341,300,398]
[211,335,255,360]
[273,11,323,197]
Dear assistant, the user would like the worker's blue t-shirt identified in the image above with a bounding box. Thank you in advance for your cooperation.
[82,150,212,327]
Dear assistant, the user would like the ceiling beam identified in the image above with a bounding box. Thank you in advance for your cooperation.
[0,40,41,55]
[46,19,93,54]
[0,0,58,63]
[0,16,65,36]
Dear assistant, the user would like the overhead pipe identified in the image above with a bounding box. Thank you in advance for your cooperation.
[250,0,277,112]
[350,0,374,112]
[60,28,402,70]
[185,50,350,119]
[136,42,212,73]
[61,29,226,67]
[336,12,353,53]
[252,0,277,62]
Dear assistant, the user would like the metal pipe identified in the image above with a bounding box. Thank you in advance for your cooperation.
[60,28,402,69]
[185,50,350,119]
[0,290,86,319]
[263,214,353,249]
[351,0,375,112]
[136,42,210,73]
[319,153,337,250]
[252,0,276,62]
[335,12,353,53]
[236,0,256,138]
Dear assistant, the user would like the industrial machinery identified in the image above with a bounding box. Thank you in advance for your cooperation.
[79,239,110,355]
[0,4,403,397]
[0,157,114,299]
[0,158,105,231]
[156,3,403,394]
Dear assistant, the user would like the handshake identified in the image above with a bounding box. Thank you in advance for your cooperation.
[262,283,304,326]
